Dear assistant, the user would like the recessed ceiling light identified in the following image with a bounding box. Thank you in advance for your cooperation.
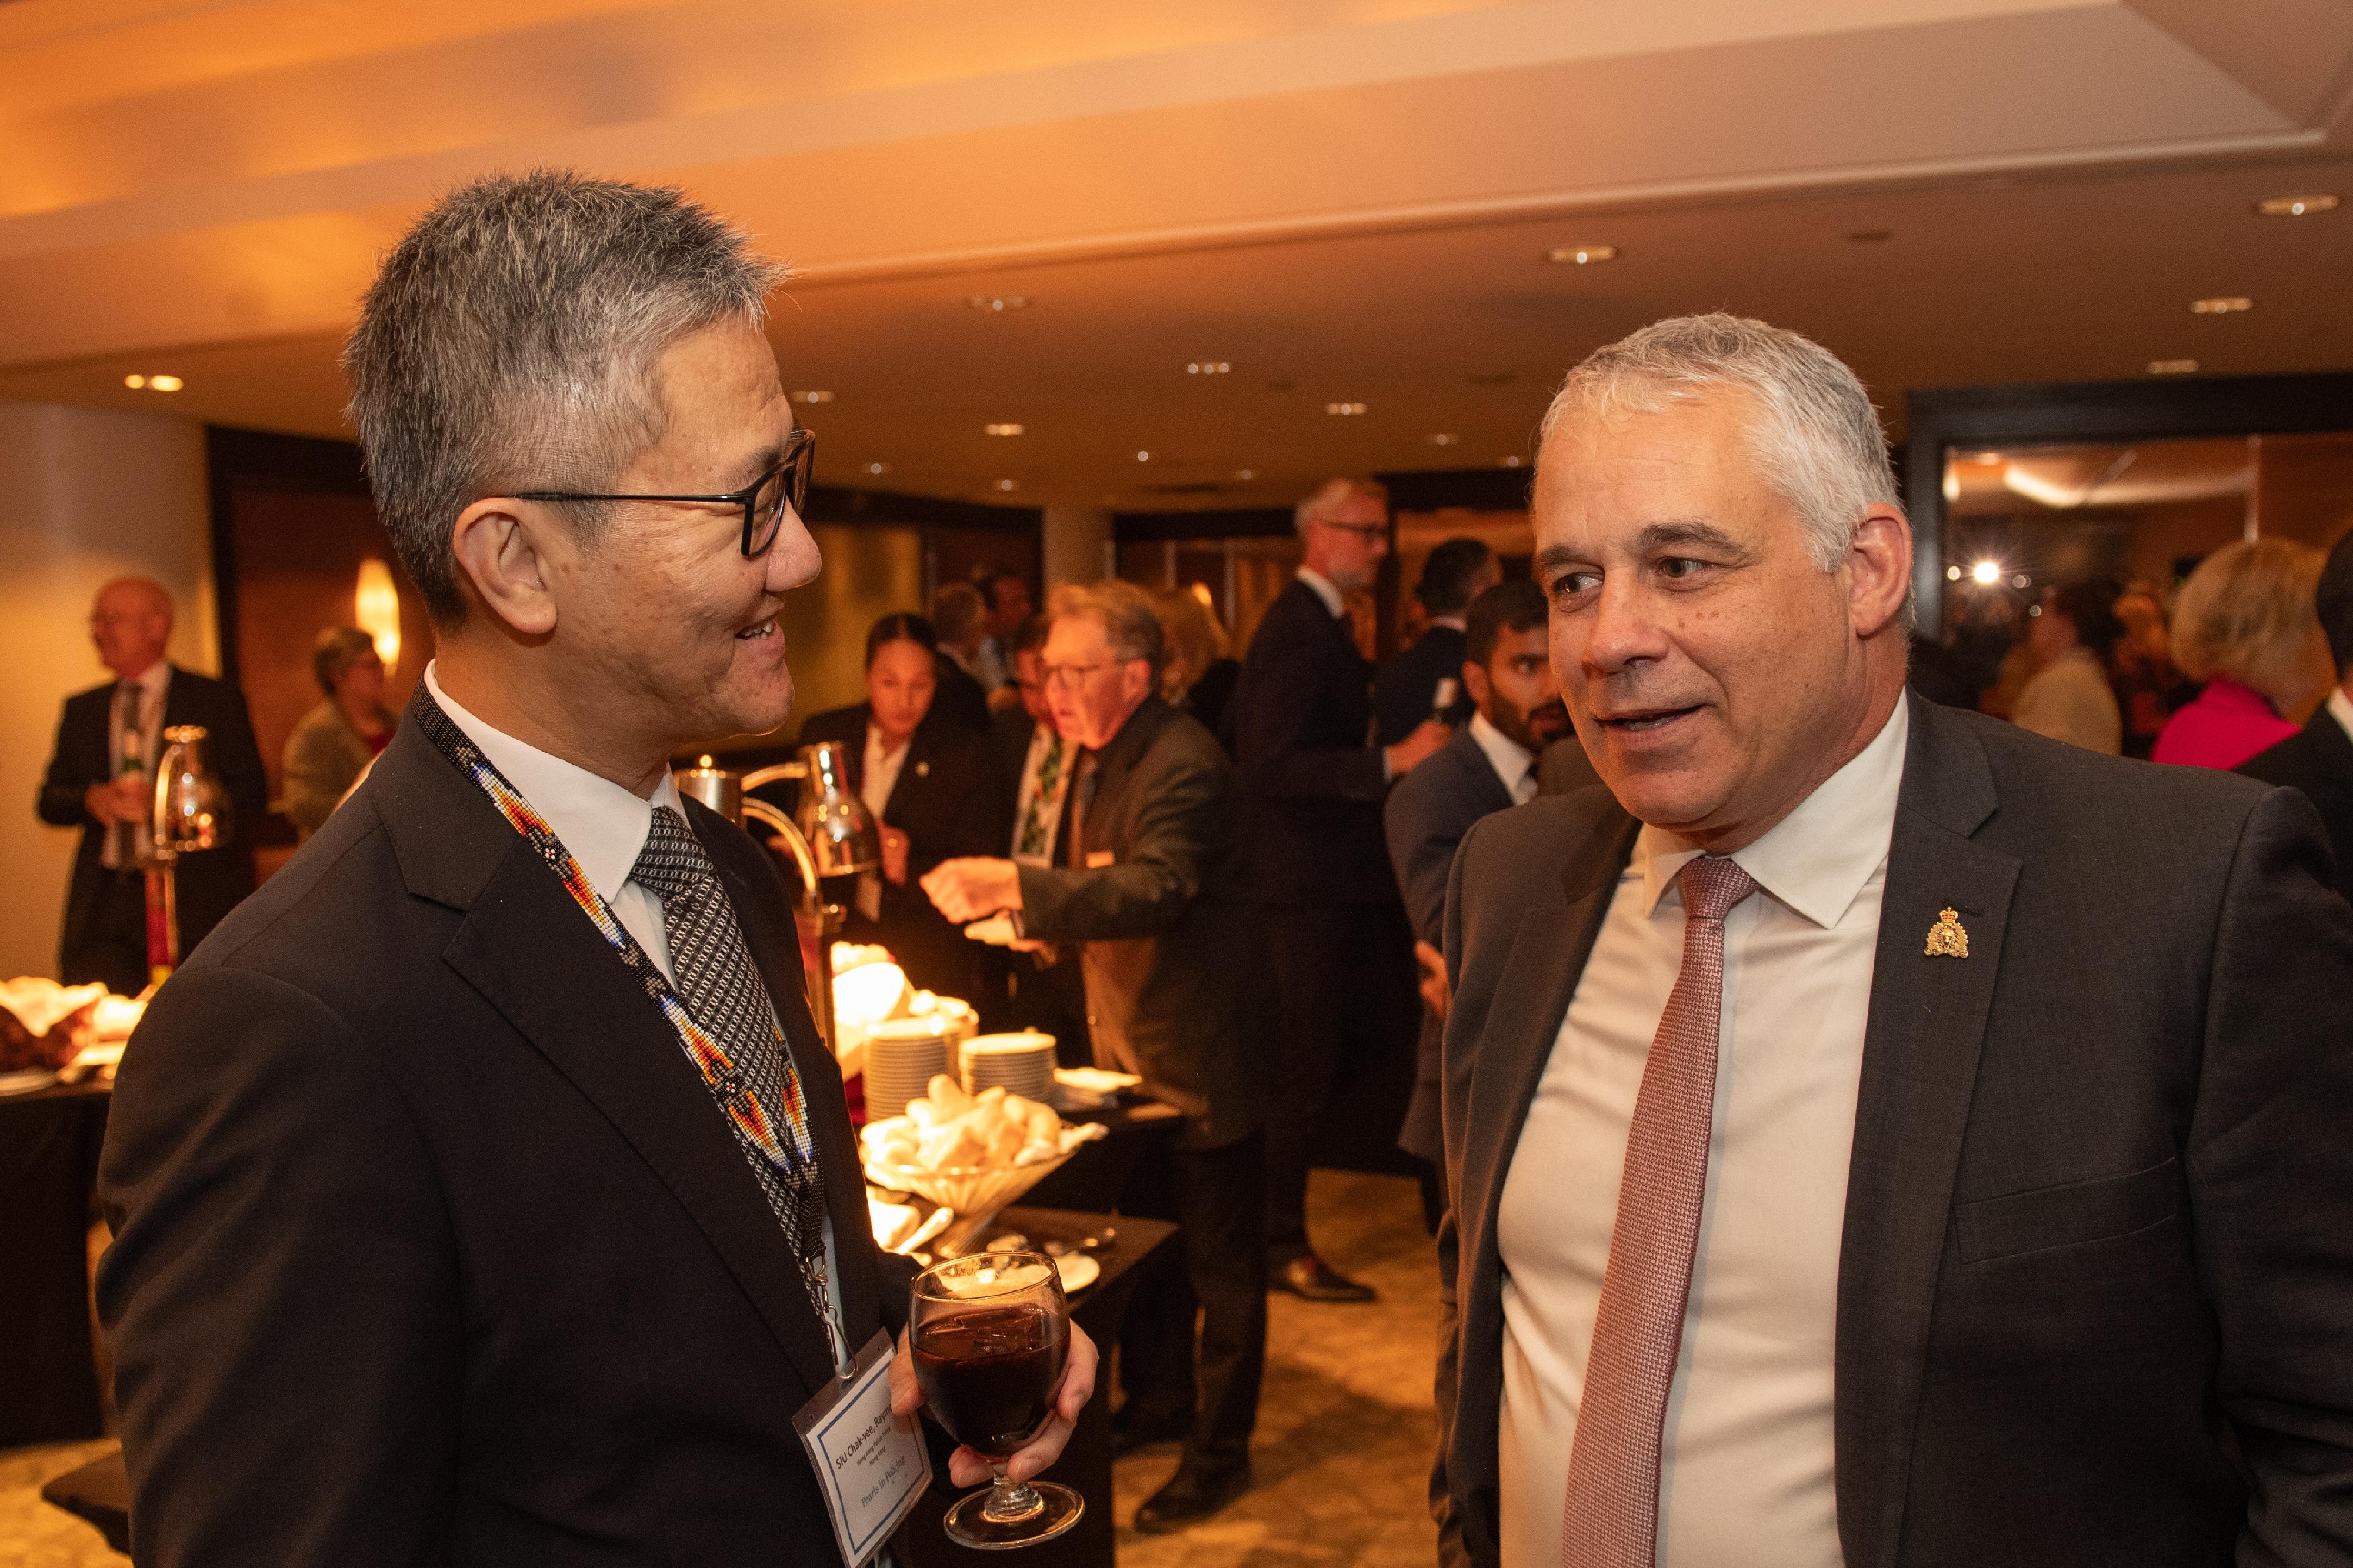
[1946,565,1963,581]
[1325,402,1367,416]
[995,479,1019,491]
[127,373,184,392]
[985,423,1024,436]
[1234,469,1254,481]
[1428,433,1458,446]
[867,462,889,476]
[792,389,834,404]
[1136,451,1151,462]
[1971,560,2002,585]
[2190,296,2252,315]
[2148,358,2199,376]
[1545,245,1618,265]
[2255,194,2338,218]
[123,374,145,389]
[968,295,1029,312]
[1500,455,1522,468]
[1187,361,1232,375]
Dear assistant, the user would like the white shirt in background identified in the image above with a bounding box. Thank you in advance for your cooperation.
[2328,686,2353,745]
[1294,565,1345,619]
[1468,710,1538,806]
[1494,699,1909,1568]
[101,658,172,869]
[2011,645,2121,755]
[857,722,912,922]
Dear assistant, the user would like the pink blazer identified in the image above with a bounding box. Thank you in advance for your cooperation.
[2151,679,2298,770]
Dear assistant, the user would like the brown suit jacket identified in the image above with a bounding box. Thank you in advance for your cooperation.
[1433,695,2353,1568]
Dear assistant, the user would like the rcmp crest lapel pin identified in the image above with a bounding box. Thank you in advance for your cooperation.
[1924,906,1969,958]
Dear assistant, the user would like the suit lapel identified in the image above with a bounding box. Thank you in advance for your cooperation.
[1834,698,2021,1568]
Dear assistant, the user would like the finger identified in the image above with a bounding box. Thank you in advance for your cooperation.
[949,1447,995,1488]
[1004,1411,1076,1483]
[888,1328,921,1416]
[1057,1326,1099,1419]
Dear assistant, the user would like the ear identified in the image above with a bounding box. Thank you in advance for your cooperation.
[1122,659,1154,706]
[451,497,561,638]
[1460,657,1494,715]
[1846,505,1914,639]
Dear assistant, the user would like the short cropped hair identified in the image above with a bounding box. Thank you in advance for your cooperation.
[344,170,786,626]
[2048,581,2124,662]
[1465,579,1548,668]
[1049,580,1165,680]
[2171,538,2326,704]
[1418,537,1495,616]
[312,626,380,697]
[1541,313,1903,609]
[931,582,988,646]
[1008,612,1053,659]
[865,612,939,668]
[1294,477,1389,536]
[2317,531,2353,677]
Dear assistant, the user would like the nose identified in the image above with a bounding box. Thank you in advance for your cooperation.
[765,506,822,593]
[1576,574,1668,679]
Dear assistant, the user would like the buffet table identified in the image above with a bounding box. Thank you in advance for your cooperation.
[0,1079,112,1447]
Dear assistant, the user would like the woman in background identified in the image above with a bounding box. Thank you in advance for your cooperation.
[2152,538,2331,770]
[281,626,394,839]
[796,613,993,1000]
[1154,586,1241,743]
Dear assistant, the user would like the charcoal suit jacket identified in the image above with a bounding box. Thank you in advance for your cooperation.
[1432,695,2353,1568]
[98,718,913,1566]
[2240,705,2353,892]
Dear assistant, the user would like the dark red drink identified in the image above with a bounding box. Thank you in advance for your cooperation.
[914,1303,1068,1458]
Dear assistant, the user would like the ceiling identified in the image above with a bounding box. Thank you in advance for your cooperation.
[4,0,2352,511]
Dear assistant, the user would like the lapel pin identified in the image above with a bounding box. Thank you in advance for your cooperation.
[915,760,929,778]
[1924,906,1969,959]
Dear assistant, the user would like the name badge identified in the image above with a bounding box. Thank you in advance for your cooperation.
[1085,850,1115,869]
[792,1330,932,1567]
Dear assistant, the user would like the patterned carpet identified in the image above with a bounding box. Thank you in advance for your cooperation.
[0,1169,1440,1567]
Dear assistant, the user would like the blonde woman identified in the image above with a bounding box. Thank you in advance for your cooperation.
[1153,586,1240,741]
[2153,538,2331,769]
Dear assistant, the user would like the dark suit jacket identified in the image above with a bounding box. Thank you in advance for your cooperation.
[36,665,267,975]
[2240,707,2353,890]
[1373,623,1473,749]
[794,703,994,998]
[1433,695,2353,1568]
[930,655,992,738]
[96,718,913,1567]
[1382,725,1515,1165]
[983,703,1041,856]
[1227,578,1392,905]
[1015,698,1255,1150]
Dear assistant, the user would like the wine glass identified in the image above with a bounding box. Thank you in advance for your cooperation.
[911,1250,1084,1550]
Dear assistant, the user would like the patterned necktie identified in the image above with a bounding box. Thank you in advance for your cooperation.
[1562,853,1759,1568]
[110,683,145,869]
[1065,752,1101,870]
[1016,732,1066,859]
[631,805,835,1336]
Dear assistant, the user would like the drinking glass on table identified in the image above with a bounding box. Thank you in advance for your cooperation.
[911,1250,1084,1549]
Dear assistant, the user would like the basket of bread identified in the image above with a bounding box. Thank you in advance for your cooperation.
[861,1074,1105,1219]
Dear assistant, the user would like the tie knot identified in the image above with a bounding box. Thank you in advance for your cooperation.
[632,805,714,902]
[1676,853,1757,924]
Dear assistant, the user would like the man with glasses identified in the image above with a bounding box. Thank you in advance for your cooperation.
[925,579,1264,1532]
[98,171,1089,1567]
[1228,477,1452,1302]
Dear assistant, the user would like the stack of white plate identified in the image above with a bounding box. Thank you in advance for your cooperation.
[863,1016,959,1122]
[959,1032,1057,1102]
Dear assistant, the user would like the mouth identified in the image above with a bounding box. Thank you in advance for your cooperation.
[1594,703,1701,736]
[735,616,780,644]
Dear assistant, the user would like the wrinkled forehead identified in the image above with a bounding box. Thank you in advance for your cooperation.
[1044,612,1114,661]
[1532,395,1780,549]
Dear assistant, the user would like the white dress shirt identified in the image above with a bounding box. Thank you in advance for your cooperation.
[2328,686,2353,745]
[856,723,912,922]
[1295,565,1346,619]
[1468,710,1538,806]
[1495,699,1909,1568]
[101,659,172,869]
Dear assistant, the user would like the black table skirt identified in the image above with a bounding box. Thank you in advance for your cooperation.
[1,1079,112,1447]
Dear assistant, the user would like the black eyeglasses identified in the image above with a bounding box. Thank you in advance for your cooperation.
[515,426,815,558]
[1317,518,1387,542]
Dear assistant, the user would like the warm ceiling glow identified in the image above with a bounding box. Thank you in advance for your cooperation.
[355,558,401,670]
[1188,582,1214,608]
[1234,468,1254,481]
[1428,433,1459,446]
[792,389,834,403]
[2148,358,2199,375]
[1501,455,1522,468]
[1187,361,1231,375]
[2189,296,2252,315]
[2255,194,2338,218]
[147,373,184,391]
[1325,402,1367,416]
[1136,450,1151,461]
[1546,245,1618,265]
[1941,467,1960,503]
[867,462,889,476]
[985,422,1024,435]
[123,373,145,389]
[995,479,1018,491]
[968,295,1029,312]
[1970,560,2002,585]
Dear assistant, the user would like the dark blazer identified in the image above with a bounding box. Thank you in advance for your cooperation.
[930,655,992,738]
[1227,578,1392,905]
[36,665,268,976]
[1373,623,1472,749]
[1382,725,1514,1165]
[1433,695,2353,1568]
[1182,657,1241,746]
[96,717,914,1567]
[2239,706,2353,890]
[983,703,1041,856]
[794,703,994,998]
[1015,698,1255,1150]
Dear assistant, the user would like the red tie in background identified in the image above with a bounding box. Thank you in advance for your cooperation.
[1562,853,1759,1568]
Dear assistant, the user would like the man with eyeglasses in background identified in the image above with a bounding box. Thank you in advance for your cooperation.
[98,170,1089,1567]
[1227,476,1452,1302]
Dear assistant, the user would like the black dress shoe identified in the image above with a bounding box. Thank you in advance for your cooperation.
[1274,1253,1377,1302]
[1111,1412,1192,1459]
[1133,1462,1251,1533]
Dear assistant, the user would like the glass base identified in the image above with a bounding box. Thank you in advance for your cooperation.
[942,1479,1085,1551]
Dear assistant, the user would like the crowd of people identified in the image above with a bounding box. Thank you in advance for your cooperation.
[52,171,2353,1567]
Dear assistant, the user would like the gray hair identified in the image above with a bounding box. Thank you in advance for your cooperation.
[1539,313,1901,579]
[1294,476,1389,536]
[1049,579,1165,680]
[344,169,788,626]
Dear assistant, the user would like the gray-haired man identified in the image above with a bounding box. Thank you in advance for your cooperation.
[98,170,1089,1566]
[1434,313,2353,1566]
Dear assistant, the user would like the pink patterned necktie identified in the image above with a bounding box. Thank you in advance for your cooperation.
[1562,853,1759,1568]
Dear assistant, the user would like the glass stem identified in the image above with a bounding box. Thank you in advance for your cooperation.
[982,1465,1046,1524]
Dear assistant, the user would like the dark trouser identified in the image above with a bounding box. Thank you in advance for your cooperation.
[61,869,149,998]
[1116,1128,1267,1472]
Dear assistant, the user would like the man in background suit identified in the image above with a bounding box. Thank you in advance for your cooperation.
[99,172,1088,1568]
[1384,579,1567,1193]
[928,580,998,731]
[1374,537,1499,747]
[36,577,266,995]
[2241,528,2353,885]
[1228,476,1451,1300]
[1435,313,2353,1567]
[926,579,1264,1532]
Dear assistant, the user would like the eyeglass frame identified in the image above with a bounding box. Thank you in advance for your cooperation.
[512,426,815,559]
[1314,518,1388,542]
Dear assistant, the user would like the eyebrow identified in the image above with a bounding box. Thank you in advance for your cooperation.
[1534,519,1747,577]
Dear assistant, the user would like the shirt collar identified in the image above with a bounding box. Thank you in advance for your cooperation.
[424,662,683,910]
[124,659,171,701]
[1295,566,1345,619]
[1467,710,1534,797]
[1428,615,1467,633]
[1634,698,1909,929]
[2329,686,2353,745]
